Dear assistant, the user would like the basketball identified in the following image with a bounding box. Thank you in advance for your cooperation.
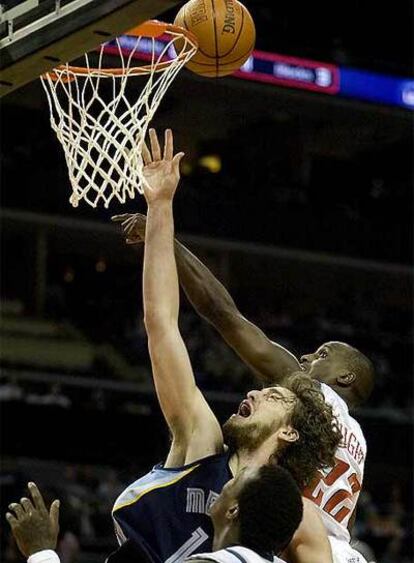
[174,0,256,78]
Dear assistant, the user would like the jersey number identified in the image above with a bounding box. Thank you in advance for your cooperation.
[165,527,209,563]
[304,457,362,523]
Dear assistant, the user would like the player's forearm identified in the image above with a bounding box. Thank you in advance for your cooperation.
[175,240,238,324]
[144,201,179,329]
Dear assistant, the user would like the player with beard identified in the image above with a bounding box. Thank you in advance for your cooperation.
[109,130,341,563]
[113,210,375,563]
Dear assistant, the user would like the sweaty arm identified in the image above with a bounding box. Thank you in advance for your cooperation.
[174,240,300,384]
[282,498,333,563]
[144,198,223,468]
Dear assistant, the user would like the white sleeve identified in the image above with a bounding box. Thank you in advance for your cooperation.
[28,550,60,563]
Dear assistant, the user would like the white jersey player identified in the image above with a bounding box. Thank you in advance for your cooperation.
[304,383,369,563]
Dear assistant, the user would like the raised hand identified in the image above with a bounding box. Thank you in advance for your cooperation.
[111,213,147,245]
[141,128,184,204]
[5,482,60,558]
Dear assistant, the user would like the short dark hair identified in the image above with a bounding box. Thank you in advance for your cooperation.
[238,465,303,554]
[346,346,376,406]
[275,373,342,490]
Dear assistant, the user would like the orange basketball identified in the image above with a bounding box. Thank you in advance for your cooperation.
[174,0,256,78]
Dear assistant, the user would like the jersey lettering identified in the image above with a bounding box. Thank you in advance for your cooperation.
[186,488,205,514]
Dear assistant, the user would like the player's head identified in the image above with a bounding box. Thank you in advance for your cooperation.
[223,373,341,489]
[210,465,303,554]
[300,341,375,407]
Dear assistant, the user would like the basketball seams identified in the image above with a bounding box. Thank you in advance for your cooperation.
[217,0,245,58]
[211,0,219,77]
[186,40,254,68]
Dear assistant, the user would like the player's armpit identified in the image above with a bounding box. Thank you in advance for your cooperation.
[282,498,333,563]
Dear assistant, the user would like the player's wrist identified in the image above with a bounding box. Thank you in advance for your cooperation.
[147,198,174,210]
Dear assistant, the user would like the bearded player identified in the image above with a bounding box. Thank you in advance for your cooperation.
[110,129,341,563]
[113,144,375,563]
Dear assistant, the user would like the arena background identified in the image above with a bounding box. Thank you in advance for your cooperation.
[0,1,413,562]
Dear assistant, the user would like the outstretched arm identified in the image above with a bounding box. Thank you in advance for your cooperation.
[112,213,300,385]
[141,130,223,467]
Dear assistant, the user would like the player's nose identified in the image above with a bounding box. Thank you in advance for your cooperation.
[247,389,260,401]
[300,354,311,364]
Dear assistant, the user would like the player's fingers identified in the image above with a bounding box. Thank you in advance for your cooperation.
[149,129,161,161]
[122,216,138,231]
[8,503,25,519]
[172,152,185,175]
[5,512,18,528]
[20,497,34,514]
[28,482,47,513]
[164,129,173,161]
[111,214,133,222]
[142,142,152,166]
[49,500,60,530]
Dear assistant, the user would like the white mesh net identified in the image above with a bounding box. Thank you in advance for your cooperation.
[40,24,197,208]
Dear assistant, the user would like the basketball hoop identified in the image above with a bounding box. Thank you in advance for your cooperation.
[40,21,198,208]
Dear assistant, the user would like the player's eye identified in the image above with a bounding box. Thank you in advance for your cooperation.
[319,350,328,358]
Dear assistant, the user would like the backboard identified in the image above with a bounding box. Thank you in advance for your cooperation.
[0,0,183,97]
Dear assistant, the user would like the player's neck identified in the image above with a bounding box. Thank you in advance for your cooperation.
[212,520,239,550]
[230,439,277,475]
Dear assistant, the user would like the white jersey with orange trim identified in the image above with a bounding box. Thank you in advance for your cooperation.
[186,545,281,563]
[304,383,367,543]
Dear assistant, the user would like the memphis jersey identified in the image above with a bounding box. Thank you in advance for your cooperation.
[112,452,232,563]
[304,383,367,543]
[187,546,281,563]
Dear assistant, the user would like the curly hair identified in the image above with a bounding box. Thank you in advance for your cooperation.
[274,373,342,490]
[238,465,303,554]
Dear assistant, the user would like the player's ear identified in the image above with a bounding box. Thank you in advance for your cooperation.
[279,426,299,444]
[337,371,356,388]
[226,502,239,521]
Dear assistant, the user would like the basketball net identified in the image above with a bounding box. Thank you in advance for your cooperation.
[40,21,198,208]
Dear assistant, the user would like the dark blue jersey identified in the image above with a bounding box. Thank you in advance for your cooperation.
[112,451,232,563]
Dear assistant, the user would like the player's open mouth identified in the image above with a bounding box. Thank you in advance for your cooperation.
[237,399,253,418]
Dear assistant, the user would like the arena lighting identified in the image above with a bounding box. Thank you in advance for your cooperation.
[104,36,414,110]
[199,155,222,173]
[96,258,107,273]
